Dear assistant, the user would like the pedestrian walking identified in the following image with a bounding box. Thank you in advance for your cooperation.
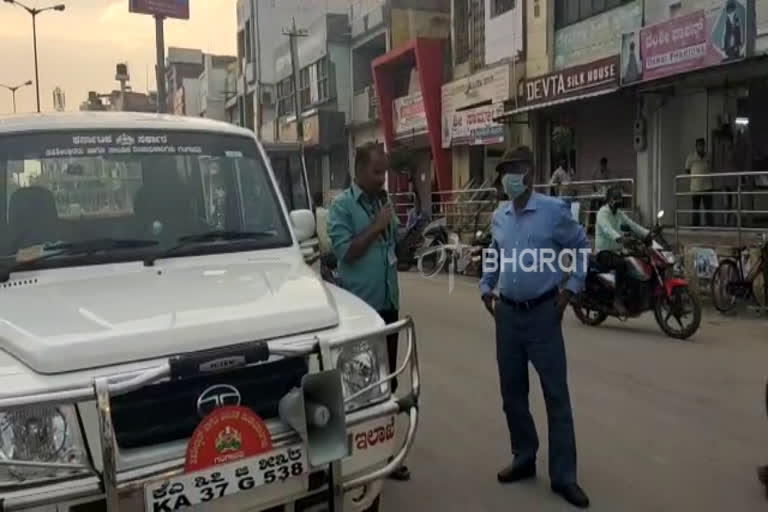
[480,146,591,508]
[327,142,410,481]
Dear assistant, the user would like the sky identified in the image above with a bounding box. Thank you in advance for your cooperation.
[0,0,236,114]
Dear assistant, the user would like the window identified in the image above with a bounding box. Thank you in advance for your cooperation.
[491,0,515,17]
[454,0,470,64]
[555,0,634,28]
[316,58,330,102]
[299,68,311,110]
[277,78,295,117]
[471,0,485,68]
[0,131,291,262]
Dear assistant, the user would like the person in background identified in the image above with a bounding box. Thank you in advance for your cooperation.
[589,157,611,228]
[595,186,650,317]
[480,146,591,509]
[550,159,572,197]
[685,138,714,227]
[327,143,410,481]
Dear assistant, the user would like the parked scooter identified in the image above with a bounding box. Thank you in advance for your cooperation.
[572,211,702,340]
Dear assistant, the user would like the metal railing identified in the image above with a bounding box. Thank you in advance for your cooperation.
[534,178,636,229]
[674,171,768,248]
[0,318,421,512]
[431,187,499,236]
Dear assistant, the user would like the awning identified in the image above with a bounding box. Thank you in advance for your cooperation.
[494,87,619,122]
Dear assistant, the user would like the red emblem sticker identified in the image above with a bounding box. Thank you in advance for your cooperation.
[185,406,273,473]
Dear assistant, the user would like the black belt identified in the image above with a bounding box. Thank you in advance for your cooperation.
[500,287,558,312]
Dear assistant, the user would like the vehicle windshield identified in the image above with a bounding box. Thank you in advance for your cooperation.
[0,130,292,269]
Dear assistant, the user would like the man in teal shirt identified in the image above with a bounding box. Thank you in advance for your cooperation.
[327,143,409,481]
[595,186,650,315]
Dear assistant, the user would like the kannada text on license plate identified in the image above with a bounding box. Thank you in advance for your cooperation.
[144,445,307,512]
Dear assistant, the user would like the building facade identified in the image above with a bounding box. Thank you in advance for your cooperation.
[199,55,238,121]
[166,47,204,115]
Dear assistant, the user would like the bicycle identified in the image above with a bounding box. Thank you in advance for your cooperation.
[710,233,768,313]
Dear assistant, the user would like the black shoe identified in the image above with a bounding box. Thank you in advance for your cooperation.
[551,483,590,509]
[388,465,410,481]
[497,461,536,483]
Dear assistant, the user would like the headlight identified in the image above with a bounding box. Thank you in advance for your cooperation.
[0,405,91,487]
[662,251,676,264]
[334,338,390,413]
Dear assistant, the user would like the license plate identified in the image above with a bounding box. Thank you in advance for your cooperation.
[144,445,307,512]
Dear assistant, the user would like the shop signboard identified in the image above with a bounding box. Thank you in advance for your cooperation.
[621,1,748,85]
[129,0,190,19]
[521,56,619,109]
[393,92,427,138]
[442,103,505,147]
[555,1,642,70]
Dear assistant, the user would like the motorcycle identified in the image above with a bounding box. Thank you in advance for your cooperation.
[466,227,492,277]
[572,210,702,340]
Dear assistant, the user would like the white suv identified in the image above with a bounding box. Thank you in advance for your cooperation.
[0,113,419,512]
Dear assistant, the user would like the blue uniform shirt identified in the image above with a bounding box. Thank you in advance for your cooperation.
[328,184,400,312]
[479,193,590,302]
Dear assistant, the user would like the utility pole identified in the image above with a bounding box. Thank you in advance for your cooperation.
[283,18,307,142]
[154,15,168,114]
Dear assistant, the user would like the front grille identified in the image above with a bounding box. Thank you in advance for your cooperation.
[111,357,308,449]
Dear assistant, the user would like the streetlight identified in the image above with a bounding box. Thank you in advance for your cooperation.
[3,0,66,113]
[0,80,33,113]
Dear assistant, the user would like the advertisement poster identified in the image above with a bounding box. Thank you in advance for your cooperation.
[129,0,190,20]
[443,103,505,147]
[393,92,427,138]
[622,0,747,84]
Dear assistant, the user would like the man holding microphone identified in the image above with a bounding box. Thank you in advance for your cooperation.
[327,143,410,481]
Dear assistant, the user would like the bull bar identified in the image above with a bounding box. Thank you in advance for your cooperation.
[0,317,420,511]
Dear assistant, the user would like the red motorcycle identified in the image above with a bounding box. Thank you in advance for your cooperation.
[572,211,702,340]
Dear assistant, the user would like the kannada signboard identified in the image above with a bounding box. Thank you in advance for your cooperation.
[393,92,427,139]
[129,0,189,19]
[442,103,505,147]
[522,56,619,109]
[621,1,748,85]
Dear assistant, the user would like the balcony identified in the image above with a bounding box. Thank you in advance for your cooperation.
[351,86,381,125]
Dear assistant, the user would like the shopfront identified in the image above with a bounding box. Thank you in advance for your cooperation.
[441,63,524,190]
[372,37,450,197]
[622,1,768,228]
[505,55,636,190]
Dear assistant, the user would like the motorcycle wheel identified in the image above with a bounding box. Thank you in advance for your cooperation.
[572,304,608,326]
[417,246,448,278]
[654,286,701,340]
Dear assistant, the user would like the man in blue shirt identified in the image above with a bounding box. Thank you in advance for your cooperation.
[480,146,591,508]
[327,143,410,481]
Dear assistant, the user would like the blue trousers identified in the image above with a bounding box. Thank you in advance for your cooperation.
[495,298,577,485]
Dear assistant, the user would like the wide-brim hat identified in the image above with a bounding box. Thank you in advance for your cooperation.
[495,146,533,173]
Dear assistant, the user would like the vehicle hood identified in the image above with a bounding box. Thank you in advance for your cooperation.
[0,254,339,374]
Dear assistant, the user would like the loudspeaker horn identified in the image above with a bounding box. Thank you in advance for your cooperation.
[278,369,349,467]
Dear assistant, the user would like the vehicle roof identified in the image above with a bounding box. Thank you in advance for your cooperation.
[0,111,257,138]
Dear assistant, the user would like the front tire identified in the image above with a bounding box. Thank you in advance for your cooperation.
[654,286,701,340]
[572,304,608,326]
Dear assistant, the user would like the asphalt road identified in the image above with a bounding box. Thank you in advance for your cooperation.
[383,272,768,511]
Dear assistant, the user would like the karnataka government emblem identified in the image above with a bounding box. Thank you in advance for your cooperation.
[215,426,242,454]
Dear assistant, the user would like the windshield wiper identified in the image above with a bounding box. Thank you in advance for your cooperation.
[0,239,159,283]
[143,231,276,267]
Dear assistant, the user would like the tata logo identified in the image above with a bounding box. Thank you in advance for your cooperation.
[196,384,241,417]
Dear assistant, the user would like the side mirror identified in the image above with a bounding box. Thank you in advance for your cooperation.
[290,209,316,243]
[657,210,665,220]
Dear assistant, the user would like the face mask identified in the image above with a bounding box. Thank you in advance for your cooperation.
[502,173,528,199]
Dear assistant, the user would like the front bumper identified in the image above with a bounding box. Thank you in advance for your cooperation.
[0,318,420,512]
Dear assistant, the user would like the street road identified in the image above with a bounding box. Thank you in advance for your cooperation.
[384,272,768,511]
